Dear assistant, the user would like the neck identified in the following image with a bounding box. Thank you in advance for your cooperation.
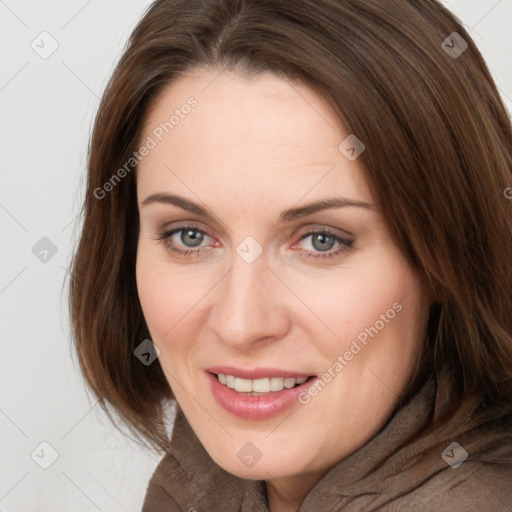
[266,470,326,512]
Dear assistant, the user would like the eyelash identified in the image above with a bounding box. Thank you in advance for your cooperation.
[154,223,353,260]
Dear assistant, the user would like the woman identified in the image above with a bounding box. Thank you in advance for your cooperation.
[69,0,512,510]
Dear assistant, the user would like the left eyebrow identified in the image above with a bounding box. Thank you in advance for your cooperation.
[279,197,375,222]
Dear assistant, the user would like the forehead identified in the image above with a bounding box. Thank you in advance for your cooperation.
[136,68,371,206]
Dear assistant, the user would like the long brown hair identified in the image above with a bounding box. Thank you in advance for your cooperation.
[68,0,512,461]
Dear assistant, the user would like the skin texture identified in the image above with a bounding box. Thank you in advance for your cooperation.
[135,68,433,512]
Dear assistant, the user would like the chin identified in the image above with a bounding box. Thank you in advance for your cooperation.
[204,437,306,481]
[215,455,293,481]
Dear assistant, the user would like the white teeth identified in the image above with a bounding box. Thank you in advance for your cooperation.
[252,378,270,392]
[217,374,309,393]
[270,377,284,391]
[284,377,296,389]
[225,374,236,388]
[234,377,252,393]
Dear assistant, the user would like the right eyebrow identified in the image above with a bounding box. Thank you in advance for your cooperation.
[139,193,216,219]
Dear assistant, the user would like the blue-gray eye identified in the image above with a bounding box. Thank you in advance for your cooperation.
[180,229,204,247]
[311,233,336,252]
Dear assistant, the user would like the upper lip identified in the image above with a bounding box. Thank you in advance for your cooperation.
[206,366,315,379]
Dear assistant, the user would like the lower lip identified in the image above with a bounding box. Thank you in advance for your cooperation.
[207,372,316,420]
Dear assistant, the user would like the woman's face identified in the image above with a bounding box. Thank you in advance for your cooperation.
[136,68,432,483]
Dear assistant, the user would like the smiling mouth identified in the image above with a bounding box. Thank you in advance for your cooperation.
[210,372,316,394]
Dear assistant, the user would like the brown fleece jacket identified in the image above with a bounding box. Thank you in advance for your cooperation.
[141,375,512,511]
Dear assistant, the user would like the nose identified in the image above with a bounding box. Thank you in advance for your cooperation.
[207,249,291,349]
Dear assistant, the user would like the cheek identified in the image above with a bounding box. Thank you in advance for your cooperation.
[135,245,217,367]
[336,280,427,400]
[293,265,407,348]
[301,255,426,375]
[135,252,205,395]
[136,258,170,335]
[136,247,194,341]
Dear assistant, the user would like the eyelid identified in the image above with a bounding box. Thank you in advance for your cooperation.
[154,221,214,246]
[293,224,354,241]
[159,220,215,239]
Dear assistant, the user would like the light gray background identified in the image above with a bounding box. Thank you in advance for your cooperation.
[1,1,511,511]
